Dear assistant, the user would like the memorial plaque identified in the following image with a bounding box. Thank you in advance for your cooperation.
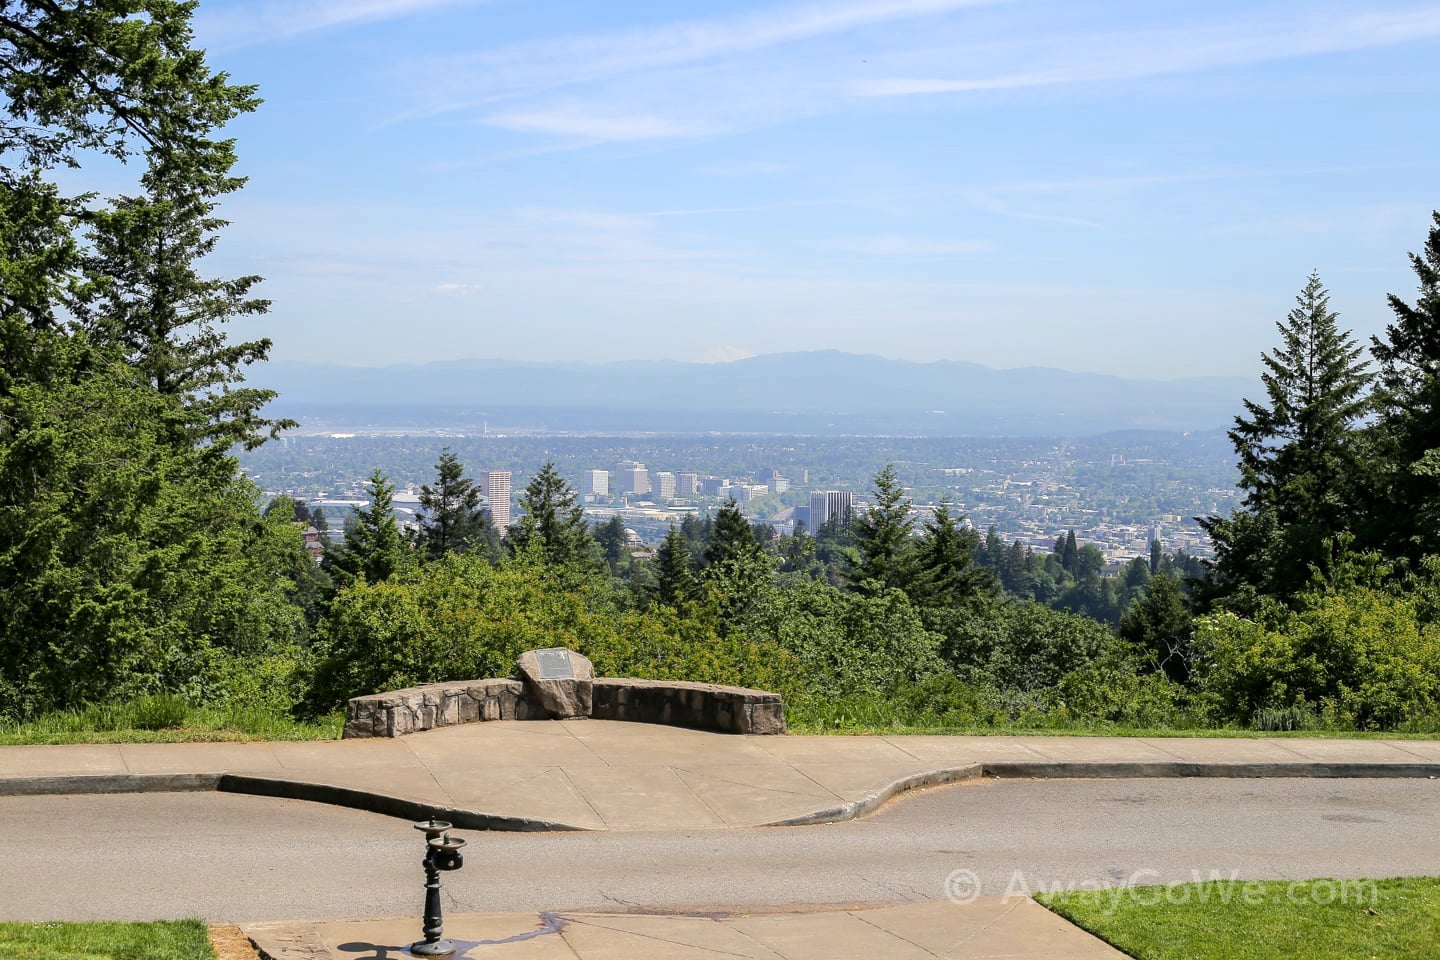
[535,649,574,680]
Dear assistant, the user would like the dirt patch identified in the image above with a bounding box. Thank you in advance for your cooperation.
[210,924,263,960]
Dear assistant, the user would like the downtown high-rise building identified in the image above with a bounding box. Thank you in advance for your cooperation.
[482,470,512,532]
[809,491,854,531]
[616,461,650,496]
[653,471,676,501]
[583,469,610,497]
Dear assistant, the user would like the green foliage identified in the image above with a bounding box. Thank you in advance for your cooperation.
[507,461,597,572]
[1201,273,1373,608]
[311,551,798,709]
[1193,582,1440,729]
[1369,211,1440,564]
[936,599,1116,691]
[324,469,410,589]
[738,578,942,699]
[652,524,700,608]
[905,500,996,608]
[845,463,914,596]
[0,324,305,721]
[1119,573,1195,682]
[416,448,495,561]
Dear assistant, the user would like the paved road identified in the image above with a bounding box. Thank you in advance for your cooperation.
[2,778,1436,922]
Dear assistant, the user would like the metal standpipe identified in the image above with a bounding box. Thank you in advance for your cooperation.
[411,818,467,958]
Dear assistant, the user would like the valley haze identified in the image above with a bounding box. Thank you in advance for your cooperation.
[258,350,1254,436]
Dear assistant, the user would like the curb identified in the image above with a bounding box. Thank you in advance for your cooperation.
[761,765,985,826]
[5,759,1438,831]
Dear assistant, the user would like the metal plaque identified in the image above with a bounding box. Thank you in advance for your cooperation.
[534,649,574,680]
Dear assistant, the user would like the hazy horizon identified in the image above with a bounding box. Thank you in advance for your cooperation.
[185,0,1440,378]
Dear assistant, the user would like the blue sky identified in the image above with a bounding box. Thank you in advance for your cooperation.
[185,0,1440,377]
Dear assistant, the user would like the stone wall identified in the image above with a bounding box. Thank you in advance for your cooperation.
[344,671,786,738]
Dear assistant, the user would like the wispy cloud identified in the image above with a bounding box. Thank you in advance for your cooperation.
[854,7,1440,98]
[197,0,477,47]
[836,235,993,255]
[391,2,1440,148]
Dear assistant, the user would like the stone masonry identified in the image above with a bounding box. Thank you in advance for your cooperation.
[343,649,786,739]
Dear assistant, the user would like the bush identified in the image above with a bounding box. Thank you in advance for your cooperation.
[934,599,1116,691]
[1193,586,1440,729]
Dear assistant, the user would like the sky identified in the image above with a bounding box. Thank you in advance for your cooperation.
[177,0,1440,377]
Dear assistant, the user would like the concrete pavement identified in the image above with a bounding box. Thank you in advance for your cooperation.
[244,900,1124,960]
[2,721,1438,831]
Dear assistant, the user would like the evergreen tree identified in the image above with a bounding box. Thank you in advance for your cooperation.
[1119,574,1195,683]
[704,500,758,569]
[906,501,994,607]
[653,525,699,608]
[1149,537,1163,574]
[507,462,597,570]
[594,515,630,574]
[311,506,328,537]
[1201,272,1373,607]
[416,449,486,561]
[325,470,408,589]
[845,464,914,596]
[1368,212,1440,563]
[1061,530,1079,574]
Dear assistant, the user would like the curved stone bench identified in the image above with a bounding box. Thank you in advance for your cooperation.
[343,663,785,739]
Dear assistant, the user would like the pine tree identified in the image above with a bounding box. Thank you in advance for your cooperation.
[1119,574,1195,683]
[1149,537,1163,574]
[1201,272,1373,606]
[906,501,994,607]
[845,463,914,596]
[325,470,409,589]
[704,499,758,569]
[507,462,597,570]
[594,515,630,573]
[653,525,699,608]
[416,449,486,561]
[1368,212,1440,563]
[1061,530,1079,575]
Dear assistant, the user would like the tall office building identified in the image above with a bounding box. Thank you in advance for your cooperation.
[482,470,512,532]
[583,469,610,497]
[653,471,676,501]
[676,473,700,496]
[615,461,650,496]
[809,491,854,530]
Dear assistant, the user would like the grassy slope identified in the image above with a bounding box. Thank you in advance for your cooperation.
[1040,877,1440,960]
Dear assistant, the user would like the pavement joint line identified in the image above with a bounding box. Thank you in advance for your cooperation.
[879,736,925,763]
[399,738,456,805]
[565,914,765,959]
[848,908,944,959]
[1382,739,1436,762]
[1264,738,1316,760]
[558,765,611,830]
[668,765,733,826]
[1137,737,1191,761]
[777,760,848,803]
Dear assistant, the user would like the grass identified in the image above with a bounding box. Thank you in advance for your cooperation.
[0,918,215,960]
[0,696,343,746]
[1039,876,1440,960]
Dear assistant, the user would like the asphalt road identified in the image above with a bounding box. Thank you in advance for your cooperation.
[2,777,1436,922]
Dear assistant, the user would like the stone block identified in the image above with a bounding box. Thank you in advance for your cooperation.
[516,649,595,719]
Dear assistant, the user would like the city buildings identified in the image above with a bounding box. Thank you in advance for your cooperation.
[676,473,700,497]
[583,469,610,497]
[653,471,676,501]
[810,490,854,530]
[482,470,512,531]
[616,461,650,496]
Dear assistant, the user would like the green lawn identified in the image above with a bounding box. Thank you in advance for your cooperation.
[0,919,215,960]
[0,698,343,746]
[1040,876,1440,960]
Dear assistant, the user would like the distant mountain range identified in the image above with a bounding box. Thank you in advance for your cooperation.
[253,351,1255,436]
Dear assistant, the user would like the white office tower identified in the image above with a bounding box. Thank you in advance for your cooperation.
[616,461,650,496]
[810,491,854,530]
[583,469,610,497]
[482,470,512,532]
[654,471,677,501]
